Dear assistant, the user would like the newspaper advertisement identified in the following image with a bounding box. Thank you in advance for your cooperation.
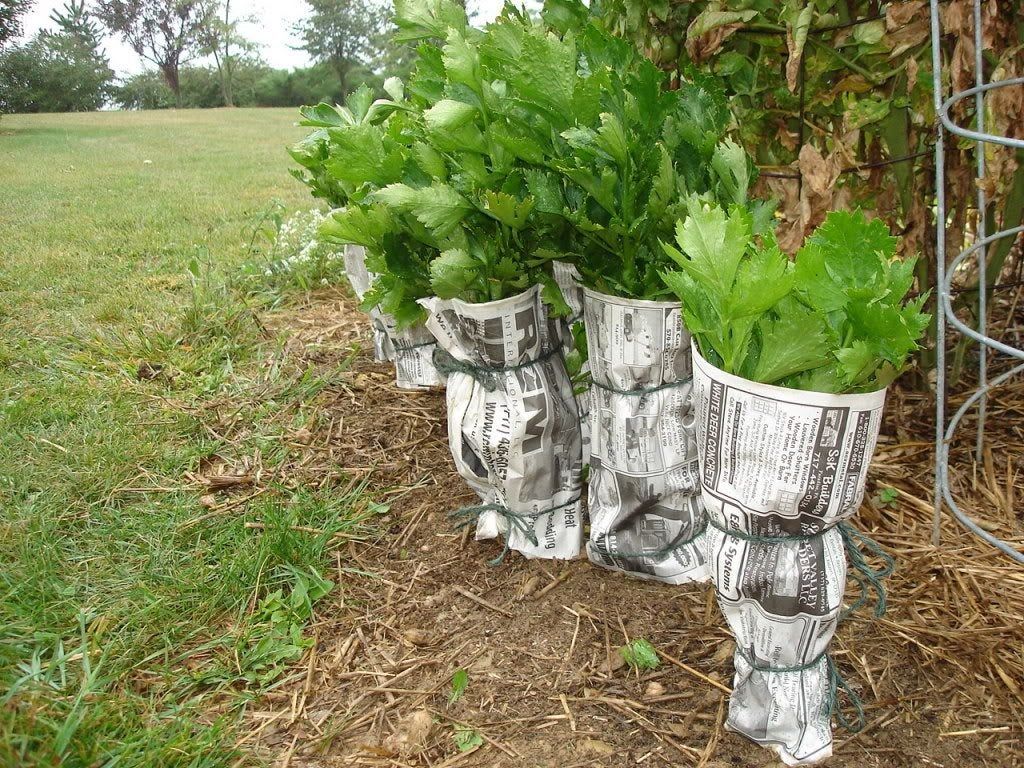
[582,288,709,584]
[344,245,443,390]
[552,261,590,455]
[420,285,584,560]
[692,344,886,766]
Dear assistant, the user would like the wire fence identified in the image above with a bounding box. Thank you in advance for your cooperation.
[930,0,1024,563]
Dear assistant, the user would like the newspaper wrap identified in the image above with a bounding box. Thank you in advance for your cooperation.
[582,288,709,584]
[692,343,886,766]
[552,261,590,455]
[421,285,584,560]
[343,244,443,390]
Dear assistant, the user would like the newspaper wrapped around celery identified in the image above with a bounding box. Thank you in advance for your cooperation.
[582,288,709,584]
[552,261,590,455]
[343,244,392,362]
[343,245,442,390]
[421,285,583,561]
[692,344,886,766]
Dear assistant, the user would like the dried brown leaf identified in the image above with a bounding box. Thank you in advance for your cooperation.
[384,709,433,756]
[886,0,926,30]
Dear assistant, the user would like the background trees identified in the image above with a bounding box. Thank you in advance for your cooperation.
[0,0,33,49]
[295,0,386,97]
[0,1,113,112]
[93,0,217,107]
[198,0,256,107]
[0,0,416,113]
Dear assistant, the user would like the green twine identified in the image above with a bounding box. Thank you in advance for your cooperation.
[705,515,826,542]
[432,346,563,392]
[590,375,693,402]
[840,523,894,619]
[704,516,894,620]
[706,515,893,732]
[449,495,581,566]
[733,646,866,733]
[594,517,708,560]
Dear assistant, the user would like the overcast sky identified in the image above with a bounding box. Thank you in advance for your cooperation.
[19,0,508,77]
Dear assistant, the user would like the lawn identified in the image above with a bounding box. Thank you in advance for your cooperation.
[0,108,367,767]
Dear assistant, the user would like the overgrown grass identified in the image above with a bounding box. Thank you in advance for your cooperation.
[0,110,366,766]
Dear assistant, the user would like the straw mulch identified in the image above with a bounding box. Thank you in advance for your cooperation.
[219,288,1022,768]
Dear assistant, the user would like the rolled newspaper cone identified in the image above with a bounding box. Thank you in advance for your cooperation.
[582,288,709,585]
[343,244,442,389]
[420,285,584,560]
[692,342,886,766]
[552,261,590,456]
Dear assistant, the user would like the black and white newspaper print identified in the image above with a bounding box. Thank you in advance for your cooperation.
[420,285,584,559]
[692,343,886,766]
[343,244,443,390]
[583,288,709,584]
[552,261,590,456]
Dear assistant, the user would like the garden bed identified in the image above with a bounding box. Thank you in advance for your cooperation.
[225,288,1024,767]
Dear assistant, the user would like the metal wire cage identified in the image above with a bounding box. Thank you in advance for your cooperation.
[930,0,1024,562]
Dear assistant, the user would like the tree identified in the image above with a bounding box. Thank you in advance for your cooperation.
[1,0,33,49]
[0,1,113,112]
[93,0,217,107]
[50,0,105,50]
[295,0,385,97]
[199,0,257,107]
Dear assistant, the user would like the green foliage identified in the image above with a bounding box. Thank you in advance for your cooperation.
[0,2,114,114]
[200,565,334,688]
[661,202,929,393]
[296,0,388,95]
[595,0,1024,382]
[874,486,899,508]
[0,108,374,766]
[94,0,218,106]
[592,0,938,172]
[452,725,483,752]
[383,0,764,302]
[112,60,385,111]
[0,0,33,48]
[620,638,659,671]
[298,0,764,324]
[449,667,468,704]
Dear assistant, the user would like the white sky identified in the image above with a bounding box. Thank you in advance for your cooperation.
[19,0,507,77]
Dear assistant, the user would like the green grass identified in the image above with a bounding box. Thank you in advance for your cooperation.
[0,109,368,767]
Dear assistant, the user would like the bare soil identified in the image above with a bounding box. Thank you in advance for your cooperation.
[240,289,1024,768]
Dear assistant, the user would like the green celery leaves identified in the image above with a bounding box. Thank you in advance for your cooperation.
[661,205,929,393]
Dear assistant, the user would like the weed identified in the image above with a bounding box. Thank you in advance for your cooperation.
[449,668,469,705]
[620,639,660,671]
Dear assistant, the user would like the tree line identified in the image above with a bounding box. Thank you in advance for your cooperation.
[0,0,410,113]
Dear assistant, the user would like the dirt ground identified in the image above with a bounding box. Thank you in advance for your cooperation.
[239,289,1024,768]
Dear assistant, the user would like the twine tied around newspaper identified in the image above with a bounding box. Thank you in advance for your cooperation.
[706,516,895,732]
[432,346,563,392]
[449,495,582,566]
[594,517,708,560]
[733,645,867,733]
[590,375,693,407]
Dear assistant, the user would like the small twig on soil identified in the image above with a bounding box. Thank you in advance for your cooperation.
[452,585,513,617]
[656,649,731,694]
[941,726,1012,737]
[532,568,573,601]
[559,693,576,732]
[696,695,725,768]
